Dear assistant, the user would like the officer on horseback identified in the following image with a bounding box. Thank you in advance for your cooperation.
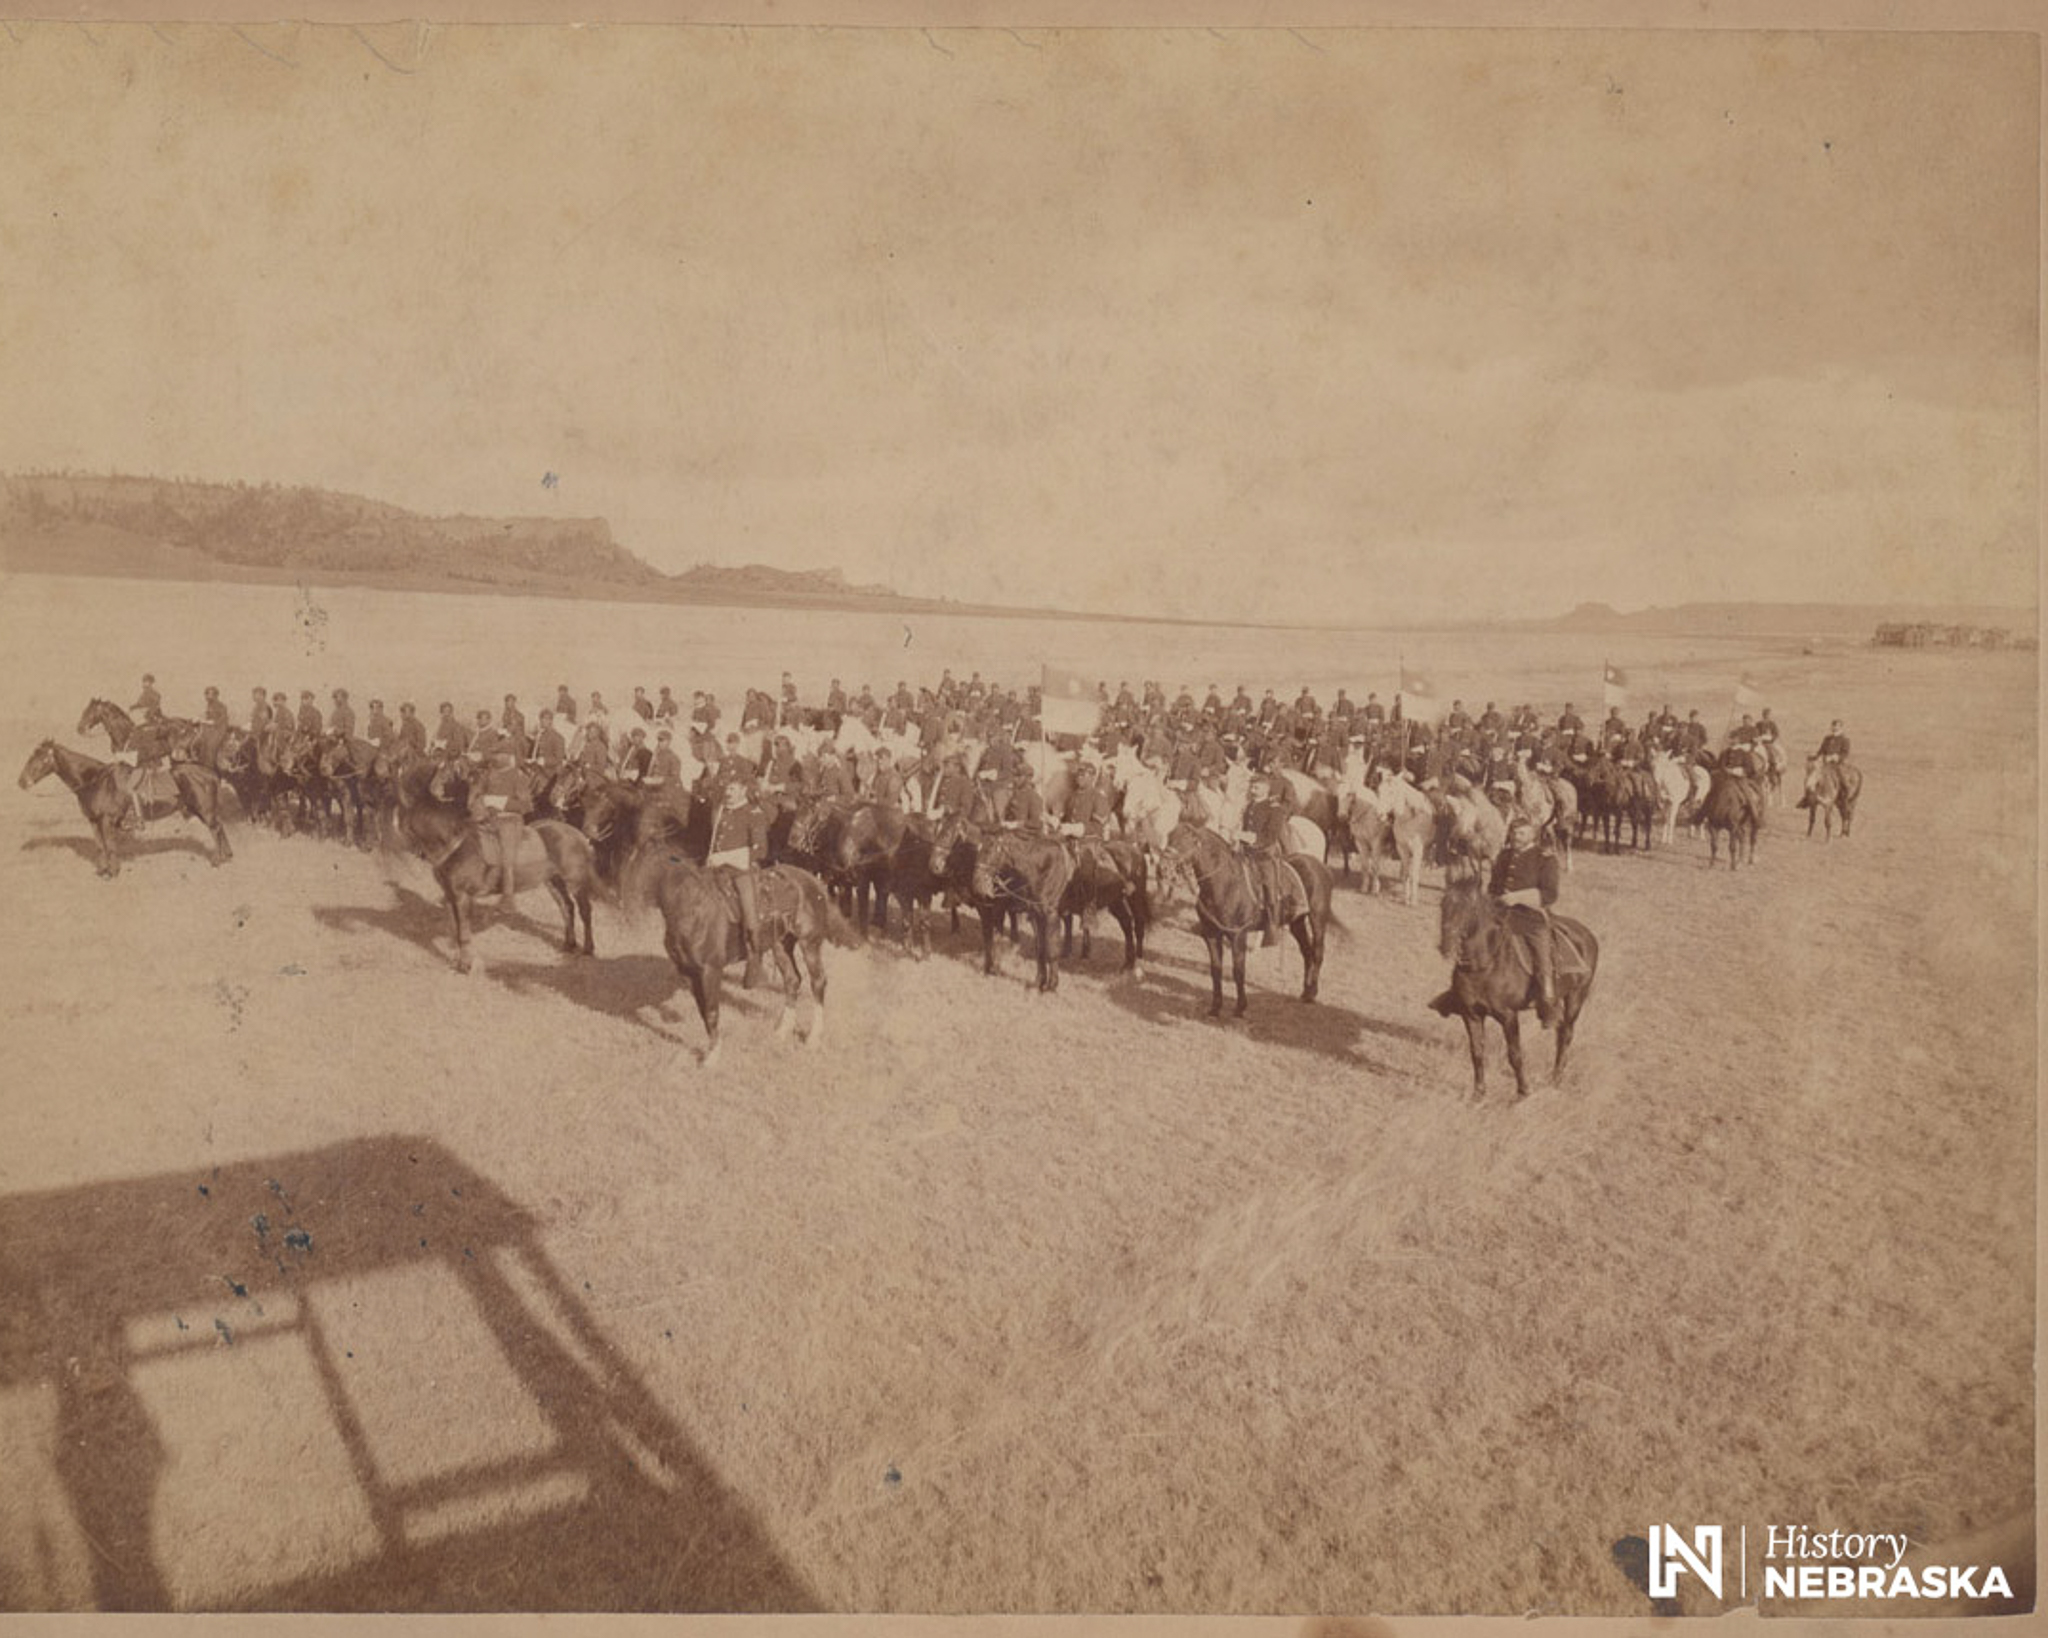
[1817,720,1851,762]
[1489,816,1562,1027]
[469,746,531,915]
[707,776,770,987]
[1237,771,1295,948]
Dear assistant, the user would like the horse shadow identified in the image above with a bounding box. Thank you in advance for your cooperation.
[0,1137,816,1612]
[310,882,590,969]
[1100,959,1411,1076]
[22,833,217,866]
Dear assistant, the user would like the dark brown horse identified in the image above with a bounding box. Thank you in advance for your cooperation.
[1429,878,1598,1099]
[1058,835,1149,976]
[394,762,597,975]
[18,740,232,877]
[1156,820,1331,1018]
[969,827,1076,992]
[621,844,859,1066]
[1800,756,1862,842]
[1700,760,1765,869]
[832,801,912,937]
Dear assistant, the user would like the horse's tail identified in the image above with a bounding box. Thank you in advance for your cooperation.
[823,897,864,948]
[618,838,671,928]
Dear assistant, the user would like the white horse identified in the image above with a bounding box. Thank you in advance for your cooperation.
[1349,767,1432,905]
[1648,750,1693,845]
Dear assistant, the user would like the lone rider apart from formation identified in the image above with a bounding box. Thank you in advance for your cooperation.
[469,747,531,915]
[133,674,163,723]
[707,777,770,987]
[1817,720,1851,763]
[1489,816,1562,1028]
[1237,771,1295,948]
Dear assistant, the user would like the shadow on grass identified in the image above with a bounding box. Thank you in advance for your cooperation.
[0,1137,817,1612]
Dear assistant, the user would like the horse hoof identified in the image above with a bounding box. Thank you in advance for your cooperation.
[701,1041,722,1069]
[1130,963,1145,983]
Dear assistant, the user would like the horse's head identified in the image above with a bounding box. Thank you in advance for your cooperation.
[969,829,1011,899]
[18,739,57,789]
[76,699,109,738]
[1438,876,1491,960]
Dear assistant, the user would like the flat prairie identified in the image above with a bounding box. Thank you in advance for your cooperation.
[0,575,2033,1615]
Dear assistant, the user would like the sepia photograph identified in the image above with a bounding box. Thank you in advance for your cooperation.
[0,3,2036,1630]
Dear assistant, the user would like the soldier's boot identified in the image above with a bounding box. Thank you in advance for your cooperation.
[1260,868,1282,947]
[736,873,765,989]
[499,821,523,913]
[1531,923,1559,1029]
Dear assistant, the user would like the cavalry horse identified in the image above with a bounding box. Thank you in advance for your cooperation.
[1430,877,1598,1100]
[621,842,858,1066]
[969,826,1076,992]
[1801,756,1862,842]
[1343,769,1431,906]
[394,762,597,975]
[19,740,233,877]
[1058,834,1150,976]
[1157,820,1331,1018]
[1700,758,1765,870]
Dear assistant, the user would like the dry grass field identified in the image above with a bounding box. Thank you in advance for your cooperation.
[0,597,2033,1617]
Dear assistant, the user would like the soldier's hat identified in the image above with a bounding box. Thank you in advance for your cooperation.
[657,728,672,741]
[300,690,314,701]
[204,685,219,696]
[369,698,383,710]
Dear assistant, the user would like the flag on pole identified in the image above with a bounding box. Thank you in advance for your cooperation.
[1398,663,1445,725]
[1602,662,1630,711]
[1733,672,1765,710]
[1040,663,1101,738]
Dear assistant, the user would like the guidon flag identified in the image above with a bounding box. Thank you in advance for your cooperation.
[1602,662,1630,710]
[1398,664,1445,725]
[1040,664,1101,737]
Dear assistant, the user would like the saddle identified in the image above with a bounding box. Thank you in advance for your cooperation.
[1500,905,1591,980]
[1240,850,1309,929]
[713,862,800,931]
[117,764,180,814]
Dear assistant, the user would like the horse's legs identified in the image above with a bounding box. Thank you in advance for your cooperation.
[1230,932,1248,1017]
[1553,997,1578,1081]
[1292,912,1322,1003]
[1037,911,1060,992]
[979,906,1001,976]
[1501,1010,1529,1098]
[1107,901,1136,971]
[1060,912,1076,962]
[95,815,120,878]
[682,962,721,1065]
[799,932,827,1045]
[1463,1014,1488,1098]
[546,878,578,951]
[1203,929,1225,1017]
[446,883,474,974]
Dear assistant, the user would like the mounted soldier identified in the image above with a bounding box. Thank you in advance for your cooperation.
[365,698,394,748]
[866,745,904,809]
[707,776,771,987]
[249,686,273,735]
[133,674,164,723]
[329,688,356,741]
[468,746,532,915]
[532,709,567,773]
[296,691,324,738]
[396,703,427,758]
[645,728,686,821]
[1816,720,1851,763]
[1489,815,1562,1027]
[501,694,528,754]
[553,683,579,725]
[1236,771,1298,947]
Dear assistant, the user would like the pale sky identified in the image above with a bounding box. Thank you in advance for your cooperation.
[1,22,2036,624]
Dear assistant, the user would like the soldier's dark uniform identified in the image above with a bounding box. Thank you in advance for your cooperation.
[533,716,567,772]
[469,753,532,912]
[707,783,771,986]
[1488,825,1563,1025]
[297,694,324,738]
[1239,780,1297,947]
[1061,767,1116,839]
[329,691,356,741]
[397,706,427,758]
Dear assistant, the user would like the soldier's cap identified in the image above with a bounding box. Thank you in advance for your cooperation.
[334,687,348,698]
[657,729,672,741]
[300,690,314,700]
[723,780,748,802]
[369,699,383,709]
[205,685,218,695]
